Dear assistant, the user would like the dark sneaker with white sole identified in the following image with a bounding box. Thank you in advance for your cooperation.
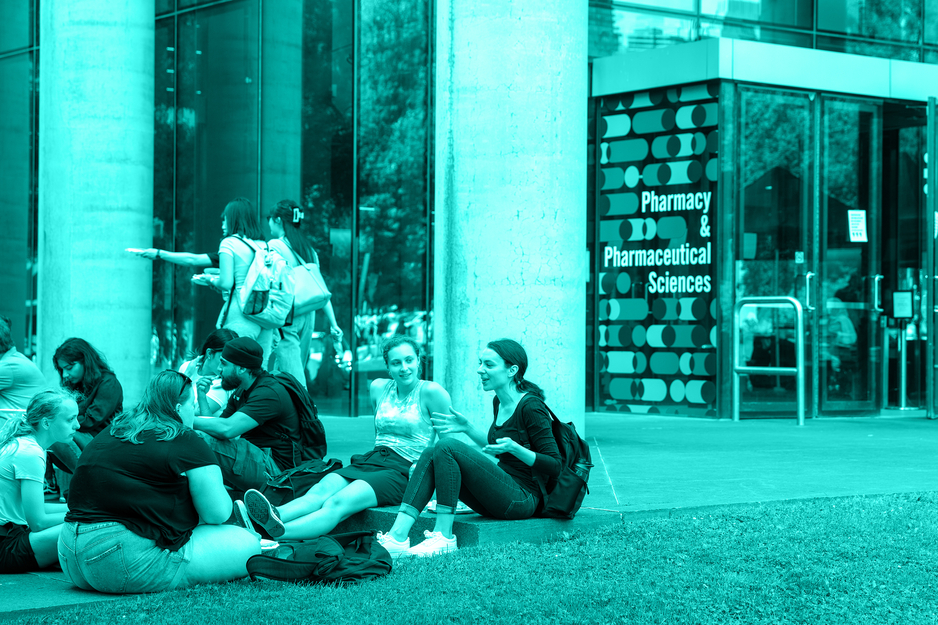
[244,489,286,538]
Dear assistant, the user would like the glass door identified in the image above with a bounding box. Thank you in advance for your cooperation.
[816,96,883,413]
[736,86,815,415]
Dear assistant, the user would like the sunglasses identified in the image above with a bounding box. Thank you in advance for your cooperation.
[168,370,193,396]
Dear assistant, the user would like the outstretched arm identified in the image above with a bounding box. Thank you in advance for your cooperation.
[129,248,214,268]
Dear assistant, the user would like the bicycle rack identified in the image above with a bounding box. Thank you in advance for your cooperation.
[733,296,806,426]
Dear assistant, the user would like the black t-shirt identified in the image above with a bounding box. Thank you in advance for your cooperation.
[65,429,217,551]
[490,395,562,498]
[221,373,300,470]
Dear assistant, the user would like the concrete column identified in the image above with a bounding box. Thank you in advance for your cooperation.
[39,0,154,403]
[432,0,589,432]
[260,0,303,212]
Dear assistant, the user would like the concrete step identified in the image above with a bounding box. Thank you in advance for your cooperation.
[333,506,624,547]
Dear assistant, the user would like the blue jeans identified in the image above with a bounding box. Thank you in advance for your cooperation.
[399,438,538,520]
[57,522,192,594]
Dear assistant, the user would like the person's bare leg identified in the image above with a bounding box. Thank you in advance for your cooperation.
[280,480,377,540]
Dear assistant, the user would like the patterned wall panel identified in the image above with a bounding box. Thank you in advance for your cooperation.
[596,81,718,416]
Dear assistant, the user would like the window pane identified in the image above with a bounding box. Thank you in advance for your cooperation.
[818,0,922,43]
[590,5,696,57]
[300,0,355,417]
[925,0,938,43]
[152,19,177,373]
[171,0,260,366]
[817,35,921,61]
[0,54,36,354]
[156,0,175,15]
[357,0,432,415]
[701,0,814,29]
[700,20,814,48]
[0,1,32,53]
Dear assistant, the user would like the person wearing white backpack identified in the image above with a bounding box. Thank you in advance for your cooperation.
[213,198,274,367]
[266,200,343,386]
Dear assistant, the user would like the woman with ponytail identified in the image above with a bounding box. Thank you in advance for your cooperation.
[376,339,561,558]
[0,390,79,573]
[267,199,343,384]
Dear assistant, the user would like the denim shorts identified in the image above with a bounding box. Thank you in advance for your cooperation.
[57,521,193,594]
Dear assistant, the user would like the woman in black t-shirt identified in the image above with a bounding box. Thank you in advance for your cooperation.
[376,339,561,558]
[58,371,260,594]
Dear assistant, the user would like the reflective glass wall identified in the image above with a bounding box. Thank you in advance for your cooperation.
[152,0,432,417]
[0,3,38,361]
[590,0,938,63]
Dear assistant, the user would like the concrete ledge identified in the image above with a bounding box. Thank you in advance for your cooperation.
[333,506,625,547]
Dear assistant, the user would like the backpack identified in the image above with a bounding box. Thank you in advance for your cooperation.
[247,531,393,584]
[537,407,593,520]
[262,457,343,506]
[272,372,327,463]
[234,236,296,329]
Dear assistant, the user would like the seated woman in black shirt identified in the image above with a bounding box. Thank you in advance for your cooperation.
[58,371,260,594]
[377,339,561,558]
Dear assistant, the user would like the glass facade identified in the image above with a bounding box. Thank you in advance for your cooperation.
[0,16,38,361]
[589,0,938,62]
[0,0,431,417]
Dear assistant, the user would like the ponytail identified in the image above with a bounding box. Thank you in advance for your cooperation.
[0,389,75,451]
[516,377,545,401]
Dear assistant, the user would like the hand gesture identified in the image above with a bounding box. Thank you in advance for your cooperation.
[126,248,157,260]
[482,437,519,457]
[431,407,469,435]
[195,376,213,397]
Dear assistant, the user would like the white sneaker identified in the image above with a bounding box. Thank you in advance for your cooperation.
[408,530,457,557]
[376,532,411,559]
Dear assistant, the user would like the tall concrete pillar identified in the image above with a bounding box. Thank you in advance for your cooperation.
[39,0,154,403]
[432,0,588,432]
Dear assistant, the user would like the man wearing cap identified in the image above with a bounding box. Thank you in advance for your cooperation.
[192,336,301,494]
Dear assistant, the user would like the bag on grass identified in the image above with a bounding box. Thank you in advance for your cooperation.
[236,236,295,329]
[262,457,343,506]
[247,531,392,584]
[538,407,593,520]
[272,372,327,463]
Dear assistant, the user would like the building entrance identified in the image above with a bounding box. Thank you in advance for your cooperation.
[735,88,928,417]
[590,39,938,419]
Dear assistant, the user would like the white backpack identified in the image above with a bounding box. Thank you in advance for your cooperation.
[231,236,296,329]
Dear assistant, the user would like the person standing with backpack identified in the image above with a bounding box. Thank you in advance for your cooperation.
[266,199,343,386]
[375,339,561,558]
[212,198,274,367]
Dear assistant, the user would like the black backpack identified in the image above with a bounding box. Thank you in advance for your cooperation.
[272,372,327,462]
[247,531,392,584]
[262,457,343,506]
[538,407,593,520]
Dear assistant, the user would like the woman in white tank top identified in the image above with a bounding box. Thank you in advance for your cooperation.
[241,336,453,540]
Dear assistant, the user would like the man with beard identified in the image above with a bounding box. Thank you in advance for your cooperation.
[192,337,301,495]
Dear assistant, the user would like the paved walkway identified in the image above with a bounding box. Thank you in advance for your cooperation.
[2,413,936,618]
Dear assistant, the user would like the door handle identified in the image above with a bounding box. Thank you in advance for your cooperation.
[873,275,883,313]
[804,272,815,312]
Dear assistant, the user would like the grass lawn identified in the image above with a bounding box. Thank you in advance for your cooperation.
[10,492,938,625]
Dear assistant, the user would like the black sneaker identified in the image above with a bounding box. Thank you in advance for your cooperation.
[244,489,286,538]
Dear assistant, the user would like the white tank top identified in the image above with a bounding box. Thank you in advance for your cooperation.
[373,380,433,463]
